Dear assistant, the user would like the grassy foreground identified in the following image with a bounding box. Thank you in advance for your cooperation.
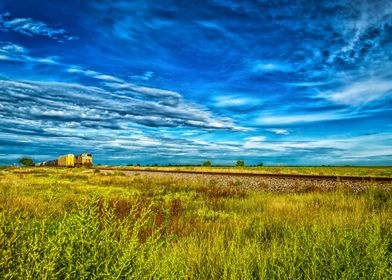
[1,167,392,279]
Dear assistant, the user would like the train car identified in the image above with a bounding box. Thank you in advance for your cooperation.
[46,159,58,166]
[57,154,75,167]
[35,153,93,168]
[75,153,93,168]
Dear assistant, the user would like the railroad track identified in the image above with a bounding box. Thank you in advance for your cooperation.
[96,167,392,183]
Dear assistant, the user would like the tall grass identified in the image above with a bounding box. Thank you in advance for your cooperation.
[0,167,392,279]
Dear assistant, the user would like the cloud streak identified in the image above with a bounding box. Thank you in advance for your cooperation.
[0,41,60,64]
[0,12,77,41]
[320,78,392,106]
[266,129,289,135]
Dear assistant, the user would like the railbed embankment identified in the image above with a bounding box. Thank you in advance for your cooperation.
[98,168,392,193]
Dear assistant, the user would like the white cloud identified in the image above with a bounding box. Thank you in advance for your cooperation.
[214,95,261,107]
[327,2,392,67]
[246,136,266,142]
[243,136,267,149]
[320,79,392,106]
[287,81,328,87]
[257,111,361,125]
[129,71,154,81]
[181,130,203,137]
[0,41,61,65]
[0,42,247,131]
[0,78,248,132]
[94,75,124,82]
[266,128,289,135]
[0,42,26,54]
[0,12,77,41]
[66,66,183,103]
[67,68,124,82]
[122,84,182,100]
[67,68,96,75]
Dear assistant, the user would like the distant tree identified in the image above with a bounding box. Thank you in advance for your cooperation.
[257,163,264,167]
[203,160,212,167]
[236,160,245,167]
[18,157,34,166]
[127,163,134,166]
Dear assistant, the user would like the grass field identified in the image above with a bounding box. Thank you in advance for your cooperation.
[1,167,392,279]
[109,165,392,178]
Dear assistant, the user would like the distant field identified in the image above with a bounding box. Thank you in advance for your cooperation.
[106,165,392,178]
[1,167,392,279]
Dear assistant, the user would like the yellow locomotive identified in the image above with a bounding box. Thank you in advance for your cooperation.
[75,153,93,168]
[39,153,93,168]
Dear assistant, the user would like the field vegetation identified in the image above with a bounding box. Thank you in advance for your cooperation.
[110,165,392,178]
[1,167,392,279]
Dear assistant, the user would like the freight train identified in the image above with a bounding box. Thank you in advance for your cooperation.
[36,153,93,168]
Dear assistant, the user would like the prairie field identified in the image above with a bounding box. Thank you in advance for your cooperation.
[114,165,392,178]
[1,167,392,279]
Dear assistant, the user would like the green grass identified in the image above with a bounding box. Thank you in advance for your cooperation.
[1,167,392,279]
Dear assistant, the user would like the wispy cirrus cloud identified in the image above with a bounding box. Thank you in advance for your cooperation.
[319,78,392,106]
[0,41,59,64]
[66,66,184,105]
[66,68,123,83]
[129,71,154,81]
[0,12,77,42]
[213,95,262,108]
[266,129,289,135]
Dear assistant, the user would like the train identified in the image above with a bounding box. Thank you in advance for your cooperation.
[36,153,93,168]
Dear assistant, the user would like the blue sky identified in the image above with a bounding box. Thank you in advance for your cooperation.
[0,0,391,166]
